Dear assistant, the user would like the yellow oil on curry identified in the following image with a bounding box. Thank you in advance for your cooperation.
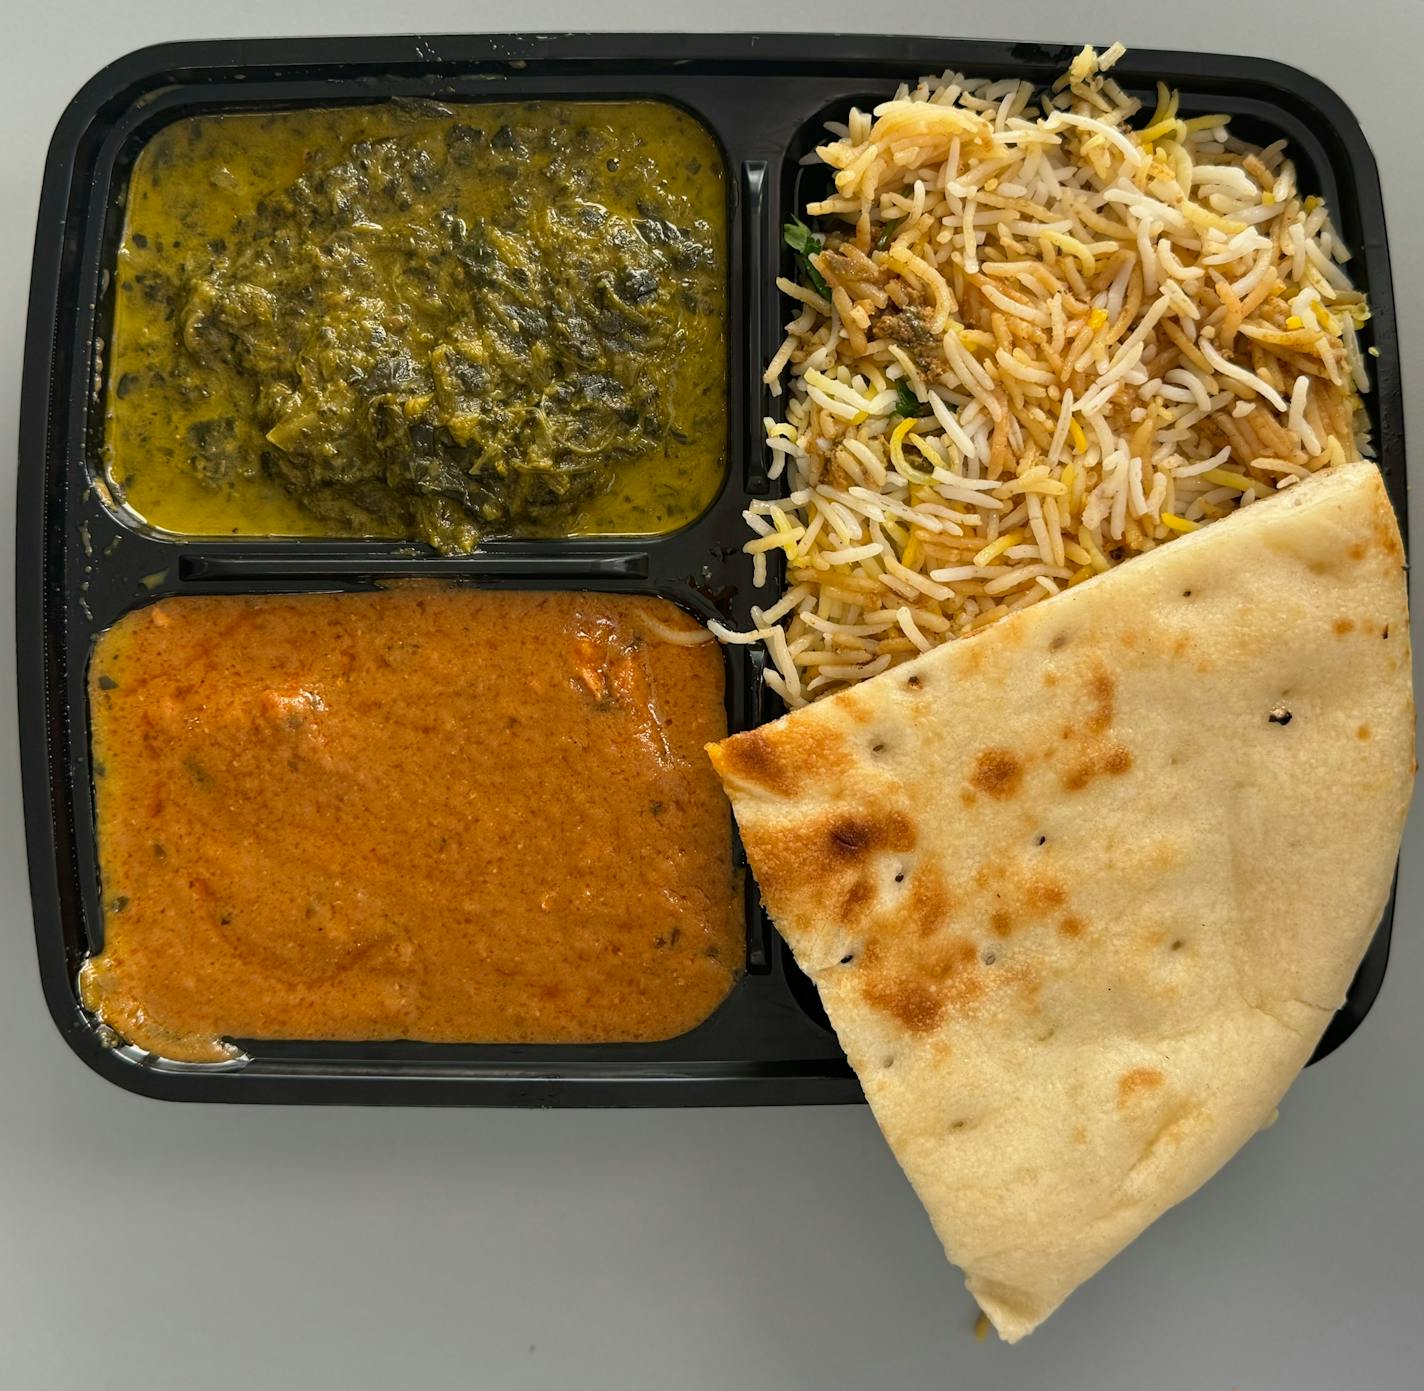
[81,587,742,1060]
[105,102,728,550]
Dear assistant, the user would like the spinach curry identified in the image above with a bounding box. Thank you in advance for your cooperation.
[106,102,727,551]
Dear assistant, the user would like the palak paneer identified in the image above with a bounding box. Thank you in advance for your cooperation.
[105,101,727,550]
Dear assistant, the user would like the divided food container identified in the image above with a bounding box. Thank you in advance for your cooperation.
[18,34,1406,1104]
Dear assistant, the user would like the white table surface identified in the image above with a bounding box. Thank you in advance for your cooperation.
[3,3,1420,1387]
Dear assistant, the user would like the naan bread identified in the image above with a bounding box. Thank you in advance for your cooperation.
[709,462,1413,1341]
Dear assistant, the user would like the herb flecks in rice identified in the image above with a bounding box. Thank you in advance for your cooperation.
[727,44,1371,705]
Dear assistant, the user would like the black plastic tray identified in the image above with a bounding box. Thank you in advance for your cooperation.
[17,34,1406,1106]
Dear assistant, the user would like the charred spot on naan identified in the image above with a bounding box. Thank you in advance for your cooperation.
[860,971,948,1033]
[1038,661,1135,790]
[846,854,1086,1031]
[1086,665,1116,734]
[826,808,915,862]
[708,717,848,799]
[902,864,952,937]
[1061,668,1132,785]
[1026,877,1067,911]
[971,859,1081,947]
[857,933,986,1034]
[1117,1067,1165,1105]
[1061,743,1135,792]
[836,691,877,725]
[1370,496,1407,564]
[838,875,877,921]
[969,747,1024,799]
[739,803,916,962]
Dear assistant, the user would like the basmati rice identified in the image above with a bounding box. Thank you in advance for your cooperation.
[734,44,1372,705]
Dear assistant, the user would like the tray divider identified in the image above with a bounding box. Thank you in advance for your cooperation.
[741,158,771,498]
[178,552,653,582]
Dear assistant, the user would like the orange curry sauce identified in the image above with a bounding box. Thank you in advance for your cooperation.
[81,587,742,1061]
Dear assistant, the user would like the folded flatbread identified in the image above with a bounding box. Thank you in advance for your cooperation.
[709,462,1413,1341]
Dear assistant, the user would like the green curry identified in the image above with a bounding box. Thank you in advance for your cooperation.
[106,101,727,551]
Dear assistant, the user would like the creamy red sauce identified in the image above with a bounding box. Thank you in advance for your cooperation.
[81,587,741,1060]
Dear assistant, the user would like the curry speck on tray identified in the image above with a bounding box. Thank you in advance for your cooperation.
[80,587,741,1061]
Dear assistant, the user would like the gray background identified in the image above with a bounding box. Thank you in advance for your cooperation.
[2,2,1419,1387]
